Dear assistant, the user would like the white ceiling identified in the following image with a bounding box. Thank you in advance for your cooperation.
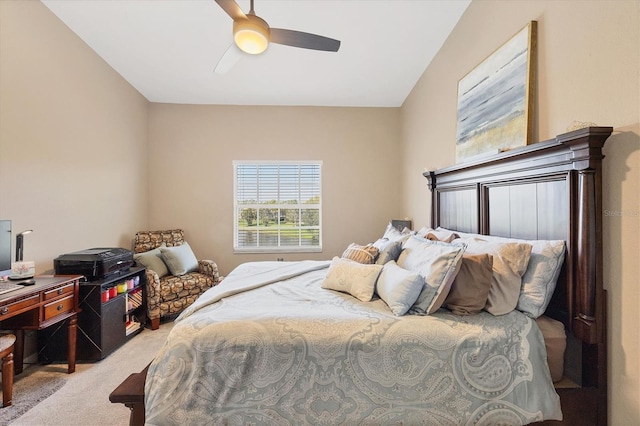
[41,0,470,107]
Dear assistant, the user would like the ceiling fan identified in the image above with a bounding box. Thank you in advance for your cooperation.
[214,0,341,73]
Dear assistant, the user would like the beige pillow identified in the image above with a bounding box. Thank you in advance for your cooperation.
[438,227,566,318]
[321,257,383,302]
[444,253,493,315]
[458,237,532,315]
[342,243,379,264]
[464,234,566,318]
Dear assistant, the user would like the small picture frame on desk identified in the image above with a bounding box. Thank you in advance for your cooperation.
[10,261,35,280]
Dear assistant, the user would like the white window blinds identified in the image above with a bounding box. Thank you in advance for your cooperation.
[233,161,322,252]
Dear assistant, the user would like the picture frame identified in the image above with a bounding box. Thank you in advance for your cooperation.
[455,21,537,162]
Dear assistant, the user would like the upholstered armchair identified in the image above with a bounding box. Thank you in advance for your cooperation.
[133,229,220,330]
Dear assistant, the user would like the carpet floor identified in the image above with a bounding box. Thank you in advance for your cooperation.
[0,365,67,425]
[2,321,173,426]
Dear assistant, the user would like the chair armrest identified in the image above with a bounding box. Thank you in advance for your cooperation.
[198,260,220,284]
[144,269,162,322]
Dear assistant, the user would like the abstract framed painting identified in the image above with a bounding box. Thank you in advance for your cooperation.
[455,21,537,162]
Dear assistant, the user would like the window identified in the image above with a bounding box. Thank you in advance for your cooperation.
[234,161,322,252]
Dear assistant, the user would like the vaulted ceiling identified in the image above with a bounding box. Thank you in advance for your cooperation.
[41,0,470,107]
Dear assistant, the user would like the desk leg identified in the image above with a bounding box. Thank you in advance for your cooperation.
[13,330,24,375]
[67,315,77,374]
[2,351,14,406]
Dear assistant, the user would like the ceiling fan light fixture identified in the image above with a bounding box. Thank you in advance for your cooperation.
[233,15,270,55]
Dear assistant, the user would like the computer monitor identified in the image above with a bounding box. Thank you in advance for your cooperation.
[0,220,11,278]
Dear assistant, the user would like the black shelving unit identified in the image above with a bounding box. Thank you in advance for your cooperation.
[39,266,146,362]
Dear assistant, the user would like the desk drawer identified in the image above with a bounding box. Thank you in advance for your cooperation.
[44,295,74,321]
[0,295,39,317]
[44,282,76,302]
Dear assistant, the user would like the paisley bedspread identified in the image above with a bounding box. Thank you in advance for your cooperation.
[145,261,562,425]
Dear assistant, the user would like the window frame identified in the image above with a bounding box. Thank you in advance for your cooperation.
[233,160,323,253]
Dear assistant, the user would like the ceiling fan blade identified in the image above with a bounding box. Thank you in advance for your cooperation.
[215,0,247,21]
[214,43,243,74]
[270,28,340,52]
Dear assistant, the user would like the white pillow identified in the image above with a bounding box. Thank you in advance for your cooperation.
[382,222,412,242]
[441,228,565,318]
[397,236,466,315]
[517,240,565,317]
[376,261,424,316]
[415,226,459,243]
[160,242,199,276]
[321,257,383,302]
[457,237,532,316]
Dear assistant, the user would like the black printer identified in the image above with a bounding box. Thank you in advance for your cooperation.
[54,248,134,281]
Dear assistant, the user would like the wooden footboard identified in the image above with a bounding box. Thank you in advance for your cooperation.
[109,364,148,426]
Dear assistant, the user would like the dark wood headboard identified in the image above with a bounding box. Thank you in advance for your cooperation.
[425,127,612,425]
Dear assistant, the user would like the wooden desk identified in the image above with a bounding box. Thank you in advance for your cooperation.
[0,275,81,374]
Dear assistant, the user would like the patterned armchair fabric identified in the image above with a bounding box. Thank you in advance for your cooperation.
[133,229,220,330]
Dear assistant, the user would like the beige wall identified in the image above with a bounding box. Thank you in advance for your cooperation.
[0,0,149,273]
[148,104,402,275]
[401,1,640,424]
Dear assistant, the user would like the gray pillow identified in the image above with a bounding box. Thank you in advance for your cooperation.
[372,238,403,265]
[376,260,424,316]
[134,247,169,277]
[160,242,199,276]
[397,236,466,315]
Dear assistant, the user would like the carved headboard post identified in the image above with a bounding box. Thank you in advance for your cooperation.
[426,171,438,228]
[557,128,610,346]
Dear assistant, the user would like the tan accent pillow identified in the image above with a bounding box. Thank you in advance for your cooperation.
[439,228,565,318]
[459,237,533,315]
[444,253,493,315]
[342,243,379,264]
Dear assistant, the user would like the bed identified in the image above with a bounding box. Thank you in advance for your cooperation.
[112,126,611,425]
[423,126,611,426]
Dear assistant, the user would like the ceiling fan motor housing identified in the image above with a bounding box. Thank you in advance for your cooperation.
[233,14,270,54]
